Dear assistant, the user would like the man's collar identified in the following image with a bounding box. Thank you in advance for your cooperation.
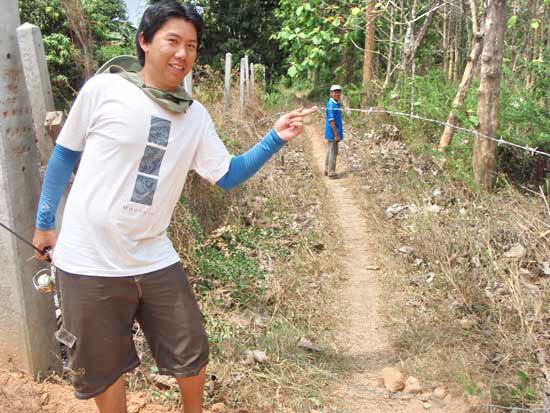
[329,97,340,104]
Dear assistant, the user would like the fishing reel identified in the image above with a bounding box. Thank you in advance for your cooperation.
[32,247,55,293]
[33,266,56,293]
[0,223,57,293]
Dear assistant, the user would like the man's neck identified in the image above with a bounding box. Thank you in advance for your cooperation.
[140,69,176,93]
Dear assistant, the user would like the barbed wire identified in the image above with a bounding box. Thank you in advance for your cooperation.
[222,112,287,136]
[321,106,550,158]
[479,403,550,412]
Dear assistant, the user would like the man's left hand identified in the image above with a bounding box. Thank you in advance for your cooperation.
[274,107,318,142]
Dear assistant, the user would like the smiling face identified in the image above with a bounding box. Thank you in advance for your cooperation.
[138,17,198,92]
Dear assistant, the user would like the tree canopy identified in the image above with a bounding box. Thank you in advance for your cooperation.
[19,0,134,108]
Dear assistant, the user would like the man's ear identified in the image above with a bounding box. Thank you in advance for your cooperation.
[138,33,149,54]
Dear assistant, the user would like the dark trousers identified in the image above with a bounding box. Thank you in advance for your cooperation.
[325,140,339,176]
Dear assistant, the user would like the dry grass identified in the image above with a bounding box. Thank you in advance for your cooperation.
[337,115,550,410]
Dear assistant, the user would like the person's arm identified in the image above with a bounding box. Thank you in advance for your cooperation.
[216,129,285,189]
[216,107,318,190]
[330,119,340,142]
[32,144,81,259]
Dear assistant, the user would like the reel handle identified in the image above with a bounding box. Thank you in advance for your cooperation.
[42,246,52,263]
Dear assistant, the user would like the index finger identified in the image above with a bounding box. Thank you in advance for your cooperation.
[288,106,318,119]
[300,106,318,117]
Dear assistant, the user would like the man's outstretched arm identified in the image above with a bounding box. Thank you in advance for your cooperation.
[216,107,317,190]
[216,129,285,190]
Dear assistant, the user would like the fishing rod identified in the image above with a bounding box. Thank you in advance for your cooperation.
[0,221,48,256]
[0,221,55,292]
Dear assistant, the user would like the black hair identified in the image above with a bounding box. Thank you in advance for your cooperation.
[136,0,204,67]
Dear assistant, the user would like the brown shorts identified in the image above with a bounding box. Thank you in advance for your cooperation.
[54,262,209,400]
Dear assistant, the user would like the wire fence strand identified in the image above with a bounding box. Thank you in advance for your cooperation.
[323,106,550,158]
[479,403,550,412]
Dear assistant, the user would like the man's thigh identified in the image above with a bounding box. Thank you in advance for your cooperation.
[55,269,141,399]
[135,262,209,378]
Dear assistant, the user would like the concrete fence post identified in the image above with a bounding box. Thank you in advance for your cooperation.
[184,70,193,98]
[16,22,55,166]
[250,63,254,97]
[239,57,245,112]
[244,54,250,101]
[224,52,232,111]
[0,1,60,377]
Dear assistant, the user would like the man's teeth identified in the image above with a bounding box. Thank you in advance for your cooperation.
[170,64,184,70]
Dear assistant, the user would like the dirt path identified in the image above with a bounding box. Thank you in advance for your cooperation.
[306,119,467,413]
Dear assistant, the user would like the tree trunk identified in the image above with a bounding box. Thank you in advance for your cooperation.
[473,0,507,190]
[362,0,376,106]
[447,5,456,80]
[383,5,395,89]
[60,0,94,79]
[523,0,537,88]
[402,0,441,75]
[443,2,449,73]
[439,32,483,149]
[526,0,543,88]
[452,6,462,81]
[439,0,483,150]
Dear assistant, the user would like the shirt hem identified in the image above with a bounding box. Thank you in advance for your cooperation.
[54,257,181,277]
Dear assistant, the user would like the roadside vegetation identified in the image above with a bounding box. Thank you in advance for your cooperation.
[335,103,549,411]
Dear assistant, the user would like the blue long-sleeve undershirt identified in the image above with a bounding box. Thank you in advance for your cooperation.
[216,129,286,189]
[36,144,81,230]
[35,129,286,229]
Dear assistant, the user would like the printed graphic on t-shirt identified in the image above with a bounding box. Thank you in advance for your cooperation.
[139,145,166,176]
[149,117,171,146]
[131,116,171,206]
[131,174,158,205]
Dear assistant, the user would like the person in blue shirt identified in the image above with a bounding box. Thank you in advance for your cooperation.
[324,84,344,178]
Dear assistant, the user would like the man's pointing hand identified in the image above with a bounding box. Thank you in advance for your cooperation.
[274,106,318,142]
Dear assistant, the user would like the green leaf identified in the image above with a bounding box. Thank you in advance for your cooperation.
[531,19,540,29]
[332,19,340,27]
[332,37,341,44]
[296,6,303,16]
[287,66,298,77]
[507,15,517,28]
[351,7,361,16]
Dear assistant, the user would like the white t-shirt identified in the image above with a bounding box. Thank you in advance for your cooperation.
[53,74,232,276]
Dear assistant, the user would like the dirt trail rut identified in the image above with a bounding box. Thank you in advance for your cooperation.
[306,119,464,413]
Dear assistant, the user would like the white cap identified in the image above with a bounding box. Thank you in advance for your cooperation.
[330,84,342,91]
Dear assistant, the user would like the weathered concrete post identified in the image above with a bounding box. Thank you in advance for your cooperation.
[250,63,254,97]
[224,52,232,111]
[16,23,55,166]
[184,70,193,98]
[0,0,60,376]
[239,57,245,112]
[244,54,250,101]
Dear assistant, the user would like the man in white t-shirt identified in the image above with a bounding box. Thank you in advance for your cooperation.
[32,1,315,412]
